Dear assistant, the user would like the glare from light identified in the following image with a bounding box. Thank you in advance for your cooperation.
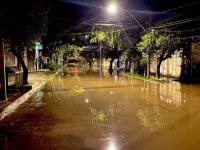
[108,142,117,150]
[85,98,89,103]
[108,3,117,14]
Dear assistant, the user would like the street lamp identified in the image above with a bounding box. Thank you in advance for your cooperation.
[107,3,117,14]
[107,3,147,33]
[106,3,150,76]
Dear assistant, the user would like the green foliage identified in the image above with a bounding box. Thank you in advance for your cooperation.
[46,62,61,72]
[140,57,147,67]
[58,44,84,52]
[57,43,84,60]
[137,29,158,54]
[121,39,136,52]
[137,29,180,59]
[155,34,180,58]
[90,31,106,43]
[90,26,121,48]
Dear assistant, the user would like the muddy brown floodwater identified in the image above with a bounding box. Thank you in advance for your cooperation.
[1,70,200,150]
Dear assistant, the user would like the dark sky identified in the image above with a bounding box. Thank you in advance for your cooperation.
[50,0,200,33]
[54,0,200,20]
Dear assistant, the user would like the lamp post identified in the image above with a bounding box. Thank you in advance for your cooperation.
[99,42,102,69]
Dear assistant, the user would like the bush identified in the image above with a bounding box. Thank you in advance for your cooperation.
[45,62,61,71]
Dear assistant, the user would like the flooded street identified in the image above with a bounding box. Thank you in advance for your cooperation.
[1,70,200,150]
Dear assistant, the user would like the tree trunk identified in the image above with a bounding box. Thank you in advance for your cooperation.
[125,59,128,72]
[0,39,7,100]
[50,49,56,63]
[18,57,28,85]
[135,60,139,74]
[88,61,93,70]
[21,60,28,85]
[156,59,162,79]
[127,59,131,72]
[109,58,115,70]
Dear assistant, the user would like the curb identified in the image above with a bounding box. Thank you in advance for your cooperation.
[124,74,159,84]
[0,81,46,121]
[0,64,67,122]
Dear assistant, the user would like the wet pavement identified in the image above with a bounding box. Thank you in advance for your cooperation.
[0,70,200,150]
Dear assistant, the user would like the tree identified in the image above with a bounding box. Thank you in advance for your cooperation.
[59,43,83,60]
[1,0,50,85]
[137,30,157,78]
[80,50,98,70]
[120,38,141,72]
[155,33,180,78]
[137,30,180,78]
[90,25,122,70]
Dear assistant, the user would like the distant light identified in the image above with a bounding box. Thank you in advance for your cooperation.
[108,3,117,14]
[85,98,89,103]
[110,91,114,94]
[85,35,89,39]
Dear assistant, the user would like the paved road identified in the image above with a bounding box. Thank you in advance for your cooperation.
[0,70,200,150]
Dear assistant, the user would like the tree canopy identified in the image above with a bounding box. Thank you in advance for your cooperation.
[137,29,180,78]
[0,0,50,84]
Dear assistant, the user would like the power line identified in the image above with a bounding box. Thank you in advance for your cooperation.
[173,35,200,40]
[161,1,200,13]
[159,27,200,33]
[153,16,200,29]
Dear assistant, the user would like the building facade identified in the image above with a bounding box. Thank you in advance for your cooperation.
[150,51,182,78]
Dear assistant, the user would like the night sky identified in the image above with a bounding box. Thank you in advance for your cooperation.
[50,0,200,33]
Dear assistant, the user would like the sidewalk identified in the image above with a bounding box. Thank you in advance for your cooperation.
[0,70,54,121]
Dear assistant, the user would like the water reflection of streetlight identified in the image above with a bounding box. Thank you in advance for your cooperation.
[85,98,89,103]
[108,141,117,150]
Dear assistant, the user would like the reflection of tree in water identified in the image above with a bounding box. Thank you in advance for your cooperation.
[90,104,115,123]
[79,69,105,77]
[136,107,168,131]
[136,104,191,131]
[67,86,84,97]
[44,75,84,101]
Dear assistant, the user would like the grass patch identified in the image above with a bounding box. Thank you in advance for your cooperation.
[124,73,167,83]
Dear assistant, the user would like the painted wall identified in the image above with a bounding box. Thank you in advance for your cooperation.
[150,52,182,77]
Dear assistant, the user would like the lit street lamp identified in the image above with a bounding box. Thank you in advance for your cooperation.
[106,2,150,77]
[107,2,147,32]
[107,3,117,14]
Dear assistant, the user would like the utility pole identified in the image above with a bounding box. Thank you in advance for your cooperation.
[99,42,102,69]
[147,52,150,78]
[0,39,7,100]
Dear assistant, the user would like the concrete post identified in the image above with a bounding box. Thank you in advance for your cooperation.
[0,39,7,100]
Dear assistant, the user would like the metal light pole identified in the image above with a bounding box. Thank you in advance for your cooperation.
[99,42,102,69]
